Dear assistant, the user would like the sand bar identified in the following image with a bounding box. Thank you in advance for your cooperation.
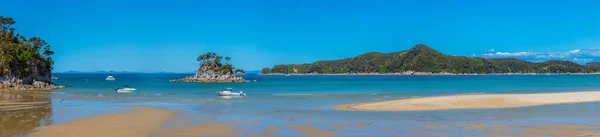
[334,91,600,111]
[28,106,175,137]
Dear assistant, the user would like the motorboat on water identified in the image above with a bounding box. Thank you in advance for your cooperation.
[106,76,116,81]
[111,85,136,93]
[217,88,245,96]
[117,88,136,93]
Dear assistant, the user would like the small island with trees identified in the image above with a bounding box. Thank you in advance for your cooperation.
[261,44,600,75]
[0,16,65,91]
[170,52,250,83]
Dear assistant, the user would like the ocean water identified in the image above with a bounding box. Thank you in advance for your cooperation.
[6,74,600,136]
[50,74,600,119]
[52,74,600,98]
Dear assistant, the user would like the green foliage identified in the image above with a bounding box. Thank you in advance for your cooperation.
[263,44,595,74]
[234,69,245,74]
[196,52,236,74]
[261,67,270,74]
[584,62,600,71]
[0,16,54,79]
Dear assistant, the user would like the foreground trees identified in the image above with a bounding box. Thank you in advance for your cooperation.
[0,16,54,82]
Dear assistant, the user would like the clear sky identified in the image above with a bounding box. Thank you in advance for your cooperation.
[2,0,600,72]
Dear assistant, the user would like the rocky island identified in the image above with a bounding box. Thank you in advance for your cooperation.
[0,16,65,91]
[170,52,250,83]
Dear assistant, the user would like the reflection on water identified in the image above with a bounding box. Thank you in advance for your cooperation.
[0,92,52,137]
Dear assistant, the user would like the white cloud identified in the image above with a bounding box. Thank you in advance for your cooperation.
[573,58,593,62]
[485,49,495,53]
[482,51,536,57]
[569,49,580,54]
[476,48,600,64]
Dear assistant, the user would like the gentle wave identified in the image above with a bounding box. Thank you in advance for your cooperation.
[272,94,314,96]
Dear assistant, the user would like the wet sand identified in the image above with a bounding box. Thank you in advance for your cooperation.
[28,106,175,137]
[288,124,338,137]
[153,122,236,137]
[0,93,53,137]
[334,91,600,111]
[2,91,600,137]
[461,122,600,137]
[0,93,51,111]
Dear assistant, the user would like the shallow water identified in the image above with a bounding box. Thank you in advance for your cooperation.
[2,74,600,136]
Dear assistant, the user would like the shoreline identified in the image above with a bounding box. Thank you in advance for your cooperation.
[0,81,66,91]
[260,72,600,76]
[334,91,600,111]
[5,91,600,136]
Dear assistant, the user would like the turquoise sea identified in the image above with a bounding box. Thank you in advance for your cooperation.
[5,74,600,136]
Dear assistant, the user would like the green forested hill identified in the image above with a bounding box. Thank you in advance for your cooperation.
[262,44,595,74]
[0,16,54,82]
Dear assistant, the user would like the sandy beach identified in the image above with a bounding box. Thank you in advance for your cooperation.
[23,105,337,137]
[2,91,599,137]
[28,106,176,137]
[334,91,600,111]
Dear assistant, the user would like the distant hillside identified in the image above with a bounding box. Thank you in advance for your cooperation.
[262,44,596,74]
[584,62,600,70]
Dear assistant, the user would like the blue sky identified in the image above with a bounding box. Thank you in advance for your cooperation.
[2,0,600,72]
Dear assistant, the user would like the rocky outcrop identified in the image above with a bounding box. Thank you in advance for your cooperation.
[170,66,250,83]
[169,75,248,83]
[234,69,246,75]
[171,52,254,83]
[0,17,62,91]
[0,78,66,91]
[235,71,246,75]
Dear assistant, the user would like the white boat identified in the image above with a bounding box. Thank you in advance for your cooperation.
[217,88,245,96]
[106,76,116,81]
[117,88,136,93]
[111,85,136,93]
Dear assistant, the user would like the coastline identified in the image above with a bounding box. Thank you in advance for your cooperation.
[334,91,600,111]
[260,72,600,76]
[0,80,66,91]
[6,74,600,137]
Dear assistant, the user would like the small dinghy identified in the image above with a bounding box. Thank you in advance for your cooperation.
[111,85,136,93]
[217,88,245,96]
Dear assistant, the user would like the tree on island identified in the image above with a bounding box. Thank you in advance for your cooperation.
[234,69,245,75]
[196,52,234,74]
[170,52,249,82]
[0,16,54,82]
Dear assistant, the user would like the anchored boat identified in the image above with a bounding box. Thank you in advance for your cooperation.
[217,88,245,96]
[111,85,136,93]
[106,76,116,81]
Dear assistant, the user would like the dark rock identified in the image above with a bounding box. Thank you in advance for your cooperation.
[1,78,66,91]
[170,66,251,83]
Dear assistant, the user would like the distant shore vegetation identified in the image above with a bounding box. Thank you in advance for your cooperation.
[262,44,599,74]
